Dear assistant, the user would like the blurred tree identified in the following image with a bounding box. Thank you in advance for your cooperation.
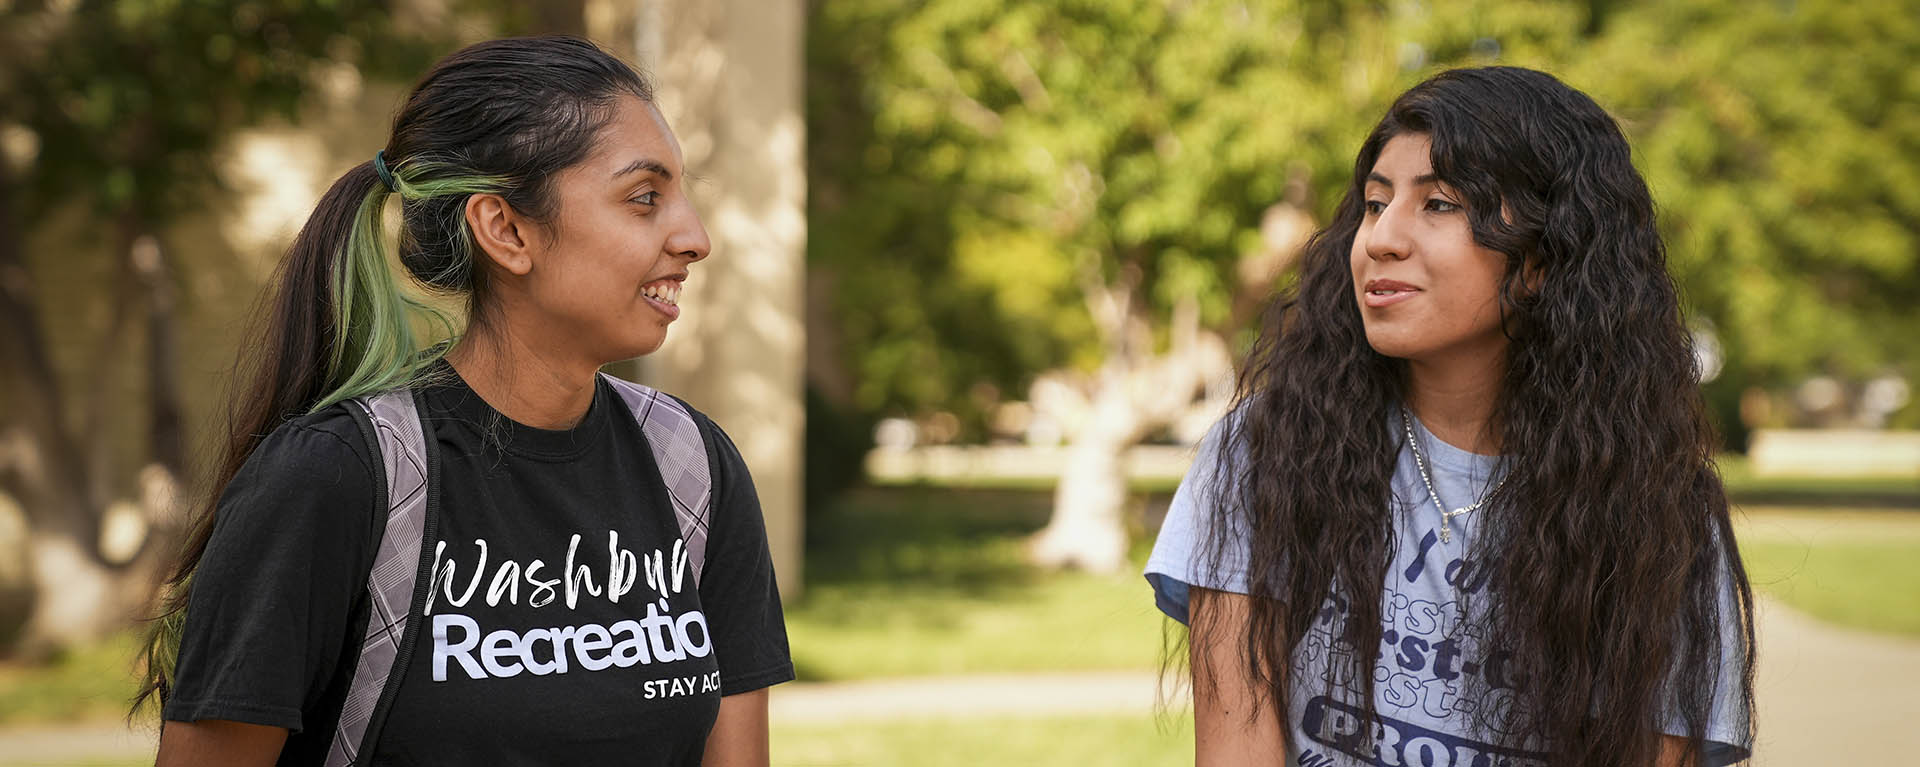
[808,0,1917,570]
[1563,0,1920,438]
[809,0,1412,570]
[0,0,436,654]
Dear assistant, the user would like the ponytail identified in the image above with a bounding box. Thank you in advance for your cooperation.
[133,33,653,717]
[134,158,501,710]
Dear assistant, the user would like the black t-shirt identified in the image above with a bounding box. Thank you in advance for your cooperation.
[164,371,794,765]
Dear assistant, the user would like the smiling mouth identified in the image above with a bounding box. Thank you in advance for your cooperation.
[641,280,681,306]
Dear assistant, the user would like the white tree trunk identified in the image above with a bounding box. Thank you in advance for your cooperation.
[1030,390,1138,573]
[1027,294,1231,573]
[18,532,132,657]
[9,461,173,657]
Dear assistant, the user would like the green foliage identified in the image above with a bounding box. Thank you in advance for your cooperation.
[809,0,1918,427]
[809,0,1397,418]
[1563,0,1920,411]
[1,0,441,224]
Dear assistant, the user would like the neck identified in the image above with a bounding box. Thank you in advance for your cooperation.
[446,319,599,430]
[1405,346,1506,456]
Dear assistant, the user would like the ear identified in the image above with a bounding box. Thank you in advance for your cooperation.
[466,193,536,276]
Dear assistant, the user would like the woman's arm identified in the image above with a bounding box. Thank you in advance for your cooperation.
[1191,587,1287,766]
[1656,735,1699,767]
[154,720,286,767]
[701,688,771,767]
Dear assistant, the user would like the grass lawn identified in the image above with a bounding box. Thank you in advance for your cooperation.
[0,712,1193,767]
[0,632,142,724]
[3,487,1916,736]
[772,713,1191,767]
[785,487,1171,680]
[1733,507,1920,637]
[1716,455,1920,507]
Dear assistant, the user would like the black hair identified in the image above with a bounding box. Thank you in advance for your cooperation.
[135,35,654,711]
[1197,66,1755,767]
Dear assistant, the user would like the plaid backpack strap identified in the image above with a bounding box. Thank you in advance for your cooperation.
[328,389,435,767]
[602,374,714,587]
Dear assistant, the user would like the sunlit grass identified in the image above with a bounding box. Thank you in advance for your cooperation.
[785,487,1168,680]
[1733,507,1920,637]
[773,712,1191,767]
[0,632,142,725]
[2,489,1915,741]
[0,712,1196,767]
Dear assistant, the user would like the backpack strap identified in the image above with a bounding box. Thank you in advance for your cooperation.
[324,378,709,764]
[601,374,714,587]
[328,389,436,767]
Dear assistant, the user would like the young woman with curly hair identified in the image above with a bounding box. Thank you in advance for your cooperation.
[1147,67,1754,767]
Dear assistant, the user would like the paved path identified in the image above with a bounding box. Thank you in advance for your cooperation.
[770,669,1163,723]
[4,597,1915,765]
[1747,597,1920,765]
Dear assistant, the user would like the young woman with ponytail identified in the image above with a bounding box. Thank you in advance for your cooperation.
[139,36,792,765]
[1146,68,1755,767]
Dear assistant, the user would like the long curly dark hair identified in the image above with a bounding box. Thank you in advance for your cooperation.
[1199,66,1755,766]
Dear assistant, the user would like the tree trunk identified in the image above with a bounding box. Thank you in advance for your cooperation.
[1029,374,1140,573]
[19,523,138,658]
[1028,290,1229,573]
[134,233,187,553]
[0,174,177,654]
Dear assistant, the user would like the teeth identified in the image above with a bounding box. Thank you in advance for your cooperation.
[644,282,680,306]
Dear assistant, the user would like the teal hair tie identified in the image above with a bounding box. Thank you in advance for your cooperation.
[373,150,397,192]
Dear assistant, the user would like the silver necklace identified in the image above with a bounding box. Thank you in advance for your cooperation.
[1401,407,1505,544]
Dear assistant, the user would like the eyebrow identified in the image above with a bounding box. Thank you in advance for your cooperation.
[1366,171,1441,187]
[613,158,673,181]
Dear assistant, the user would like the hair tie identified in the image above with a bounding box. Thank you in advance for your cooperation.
[373,150,398,192]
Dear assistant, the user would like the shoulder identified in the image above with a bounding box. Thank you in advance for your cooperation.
[201,403,383,563]
[244,404,375,479]
[220,403,379,518]
[682,403,756,486]
[596,375,748,473]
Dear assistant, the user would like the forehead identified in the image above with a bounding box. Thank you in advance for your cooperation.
[577,96,683,178]
[1369,133,1434,179]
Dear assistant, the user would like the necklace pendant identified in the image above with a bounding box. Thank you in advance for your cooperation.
[1440,523,1453,544]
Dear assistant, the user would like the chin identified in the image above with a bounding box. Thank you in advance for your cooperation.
[1362,325,1407,356]
[601,330,669,364]
[1361,325,1430,361]
[629,335,669,359]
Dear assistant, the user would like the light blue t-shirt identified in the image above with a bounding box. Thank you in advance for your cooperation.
[1145,412,1751,767]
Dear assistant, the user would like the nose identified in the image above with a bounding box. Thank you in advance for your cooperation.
[1362,200,1413,263]
[666,200,712,263]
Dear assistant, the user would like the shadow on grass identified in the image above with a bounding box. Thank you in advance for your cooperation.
[803,486,1057,596]
[786,486,1172,681]
[801,484,1178,597]
[1728,488,1920,509]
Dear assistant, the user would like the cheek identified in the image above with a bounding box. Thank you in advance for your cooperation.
[1347,233,1370,284]
[1440,250,1510,326]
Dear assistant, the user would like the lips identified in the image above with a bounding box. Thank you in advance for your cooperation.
[641,275,686,319]
[1361,278,1421,308]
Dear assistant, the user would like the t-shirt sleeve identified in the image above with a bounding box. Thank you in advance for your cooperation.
[1143,417,1253,625]
[693,415,795,696]
[163,412,379,732]
[1657,523,1754,766]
